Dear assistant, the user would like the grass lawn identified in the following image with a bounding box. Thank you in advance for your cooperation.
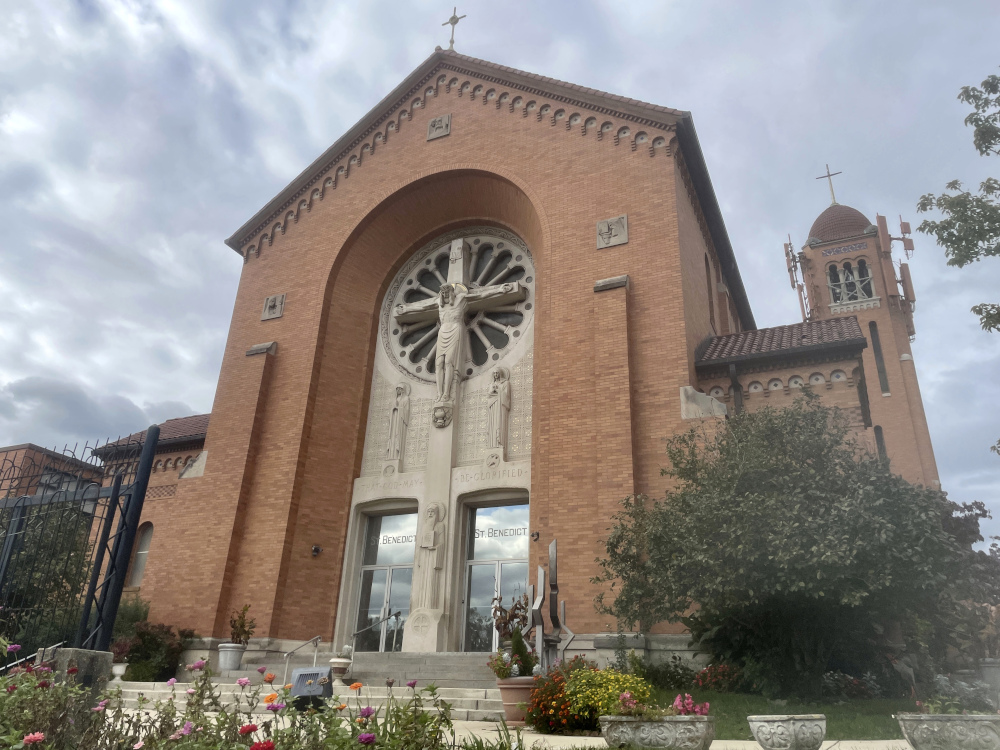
[650,688,916,741]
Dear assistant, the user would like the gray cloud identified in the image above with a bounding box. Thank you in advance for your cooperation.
[1,1,997,527]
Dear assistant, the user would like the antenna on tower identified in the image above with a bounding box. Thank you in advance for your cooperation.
[784,234,811,322]
[898,215,914,259]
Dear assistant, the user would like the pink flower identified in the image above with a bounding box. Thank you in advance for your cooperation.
[358,734,376,745]
[7,644,21,653]
[359,706,375,718]
[134,743,144,749]
[257,666,268,674]
[180,721,193,736]
[186,688,195,695]
[166,678,176,686]
[23,733,45,745]
[191,659,206,671]
[237,677,251,687]
[407,679,418,688]
[266,702,286,712]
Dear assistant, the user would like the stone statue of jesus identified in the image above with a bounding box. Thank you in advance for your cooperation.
[434,283,468,406]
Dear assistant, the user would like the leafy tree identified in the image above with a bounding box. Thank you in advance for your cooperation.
[594,395,1000,697]
[917,71,1000,333]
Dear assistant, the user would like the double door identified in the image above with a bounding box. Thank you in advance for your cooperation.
[464,560,528,652]
[355,566,412,652]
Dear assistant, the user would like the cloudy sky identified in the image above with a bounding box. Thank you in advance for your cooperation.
[1,0,998,530]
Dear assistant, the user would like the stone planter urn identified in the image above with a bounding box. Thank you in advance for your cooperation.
[600,715,715,749]
[217,643,246,672]
[897,713,1000,749]
[747,714,826,750]
[981,658,1000,696]
[110,663,128,683]
[328,657,352,687]
[496,676,534,724]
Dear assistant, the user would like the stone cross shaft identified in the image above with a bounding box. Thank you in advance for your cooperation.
[393,239,525,424]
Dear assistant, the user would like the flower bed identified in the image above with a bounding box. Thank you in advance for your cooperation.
[0,636,525,750]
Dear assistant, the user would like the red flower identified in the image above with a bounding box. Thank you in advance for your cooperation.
[6,685,16,693]
[239,724,259,736]
[36,681,50,689]
[67,667,79,675]
[250,741,275,750]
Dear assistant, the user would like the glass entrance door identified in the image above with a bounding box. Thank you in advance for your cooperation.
[355,512,416,652]
[463,504,529,652]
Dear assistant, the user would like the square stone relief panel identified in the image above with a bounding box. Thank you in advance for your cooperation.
[261,293,286,320]
[597,215,628,249]
[427,114,451,141]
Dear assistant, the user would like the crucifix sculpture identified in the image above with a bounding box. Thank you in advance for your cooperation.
[393,239,526,427]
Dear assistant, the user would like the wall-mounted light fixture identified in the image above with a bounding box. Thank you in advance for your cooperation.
[311,545,323,557]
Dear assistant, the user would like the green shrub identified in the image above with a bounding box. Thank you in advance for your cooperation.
[510,627,536,674]
[644,655,697,691]
[112,596,150,641]
[565,668,652,718]
[125,622,193,682]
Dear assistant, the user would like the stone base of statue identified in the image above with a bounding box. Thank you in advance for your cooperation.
[401,608,447,652]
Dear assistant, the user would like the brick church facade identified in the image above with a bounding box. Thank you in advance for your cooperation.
[127,50,938,657]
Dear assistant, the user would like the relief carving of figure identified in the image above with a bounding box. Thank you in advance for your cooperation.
[434,283,468,406]
[385,382,411,461]
[486,366,511,457]
[415,502,447,610]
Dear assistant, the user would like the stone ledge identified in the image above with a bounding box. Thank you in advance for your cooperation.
[245,341,277,357]
[593,275,629,293]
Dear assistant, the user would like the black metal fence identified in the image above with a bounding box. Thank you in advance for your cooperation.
[0,426,158,659]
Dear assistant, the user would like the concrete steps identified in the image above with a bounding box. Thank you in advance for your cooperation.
[215,651,499,690]
[114,681,504,721]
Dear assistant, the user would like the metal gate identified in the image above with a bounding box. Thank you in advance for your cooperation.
[0,425,158,657]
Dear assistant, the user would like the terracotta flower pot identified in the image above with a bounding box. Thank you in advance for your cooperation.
[897,713,1000,749]
[600,715,715,749]
[496,676,534,724]
[747,714,826,750]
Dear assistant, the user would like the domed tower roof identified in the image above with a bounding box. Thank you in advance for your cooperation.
[806,204,873,244]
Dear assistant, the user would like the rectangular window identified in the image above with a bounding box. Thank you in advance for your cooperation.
[874,426,888,463]
[869,322,891,395]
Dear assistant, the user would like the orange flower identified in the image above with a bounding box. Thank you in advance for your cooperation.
[264,673,275,684]
[337,703,347,711]
[349,682,363,691]
[284,683,292,690]
[264,692,279,703]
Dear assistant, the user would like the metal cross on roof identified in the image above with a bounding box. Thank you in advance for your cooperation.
[816,163,843,206]
[442,7,466,51]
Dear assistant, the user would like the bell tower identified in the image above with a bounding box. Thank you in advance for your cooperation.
[784,186,939,488]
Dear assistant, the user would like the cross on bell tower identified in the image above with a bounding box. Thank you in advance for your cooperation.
[816,163,843,206]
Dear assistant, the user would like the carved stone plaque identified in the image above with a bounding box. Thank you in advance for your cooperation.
[261,294,285,320]
[427,114,451,141]
[597,215,628,249]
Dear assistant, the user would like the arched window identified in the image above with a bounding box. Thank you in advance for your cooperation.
[857,259,873,298]
[704,255,716,332]
[828,265,842,302]
[843,262,858,301]
[128,524,154,588]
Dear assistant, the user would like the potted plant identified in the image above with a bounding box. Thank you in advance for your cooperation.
[219,604,255,671]
[492,593,529,650]
[110,638,133,683]
[897,686,1000,749]
[746,714,826,750]
[601,692,714,749]
[489,627,536,725]
[329,645,353,686]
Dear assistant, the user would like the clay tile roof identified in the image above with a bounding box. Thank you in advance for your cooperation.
[96,413,210,456]
[807,204,872,243]
[696,317,866,368]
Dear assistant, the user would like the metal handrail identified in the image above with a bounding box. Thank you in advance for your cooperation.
[352,610,402,655]
[1,642,63,673]
[281,635,322,686]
